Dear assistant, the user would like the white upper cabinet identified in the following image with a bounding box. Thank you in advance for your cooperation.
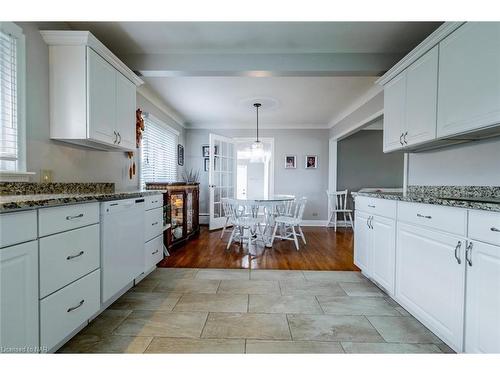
[383,73,407,152]
[437,22,500,137]
[87,48,117,146]
[405,45,438,146]
[41,31,143,151]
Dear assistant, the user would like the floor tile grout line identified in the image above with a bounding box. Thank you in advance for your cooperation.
[363,314,389,343]
[142,336,155,354]
[285,313,294,341]
[199,312,211,339]
[314,295,326,314]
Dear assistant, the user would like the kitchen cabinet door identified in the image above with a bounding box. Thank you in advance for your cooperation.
[383,72,406,152]
[437,22,500,137]
[87,48,117,146]
[405,45,438,147]
[115,71,136,151]
[465,241,500,353]
[396,223,465,351]
[371,216,396,296]
[0,241,39,352]
[354,211,372,277]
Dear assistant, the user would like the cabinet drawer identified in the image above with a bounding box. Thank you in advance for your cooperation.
[145,194,163,211]
[145,234,163,271]
[39,224,100,298]
[355,196,397,219]
[468,210,500,246]
[39,203,99,237]
[397,201,467,236]
[144,207,163,242]
[0,210,37,248]
[40,269,100,351]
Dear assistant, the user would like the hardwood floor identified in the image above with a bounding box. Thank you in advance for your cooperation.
[159,226,358,271]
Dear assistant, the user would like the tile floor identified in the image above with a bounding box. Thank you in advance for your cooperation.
[59,268,454,354]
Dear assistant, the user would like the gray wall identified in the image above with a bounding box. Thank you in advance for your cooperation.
[19,22,185,191]
[408,137,500,186]
[185,128,330,221]
[337,129,404,208]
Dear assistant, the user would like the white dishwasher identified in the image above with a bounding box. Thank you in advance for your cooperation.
[101,197,145,304]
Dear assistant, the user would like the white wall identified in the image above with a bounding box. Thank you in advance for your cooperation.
[19,22,185,191]
[408,137,500,186]
[186,128,330,221]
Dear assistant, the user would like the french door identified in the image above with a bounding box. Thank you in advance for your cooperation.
[209,133,236,230]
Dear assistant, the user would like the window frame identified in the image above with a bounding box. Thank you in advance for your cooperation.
[0,22,26,173]
[140,112,180,188]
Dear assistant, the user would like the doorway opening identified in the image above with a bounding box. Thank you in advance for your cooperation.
[235,138,274,200]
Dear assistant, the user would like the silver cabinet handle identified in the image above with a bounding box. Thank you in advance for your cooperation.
[454,241,462,264]
[416,214,432,219]
[368,216,374,229]
[67,299,85,313]
[113,131,118,144]
[152,249,159,255]
[465,241,473,267]
[399,133,404,146]
[366,216,370,228]
[118,132,122,144]
[152,221,159,226]
[368,205,376,208]
[66,213,84,220]
[67,250,84,260]
[491,227,500,232]
[404,131,408,145]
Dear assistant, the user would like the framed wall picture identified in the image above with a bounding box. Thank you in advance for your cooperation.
[305,155,318,169]
[203,157,209,172]
[285,155,296,169]
[177,144,184,166]
[202,145,210,157]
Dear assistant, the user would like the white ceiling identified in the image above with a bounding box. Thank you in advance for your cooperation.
[68,22,441,55]
[64,21,441,129]
[143,76,378,128]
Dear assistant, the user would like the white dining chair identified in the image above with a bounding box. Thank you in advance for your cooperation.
[220,199,234,239]
[270,197,307,250]
[225,199,263,251]
[326,190,354,231]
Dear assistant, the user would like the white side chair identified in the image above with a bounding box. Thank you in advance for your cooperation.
[270,197,307,250]
[225,199,263,251]
[220,199,233,239]
[326,190,354,231]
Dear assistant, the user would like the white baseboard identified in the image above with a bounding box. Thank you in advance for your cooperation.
[301,220,328,227]
[199,213,209,225]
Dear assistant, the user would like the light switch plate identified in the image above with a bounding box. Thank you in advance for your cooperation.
[40,169,53,183]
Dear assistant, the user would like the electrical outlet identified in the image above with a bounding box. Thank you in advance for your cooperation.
[312,212,318,217]
[40,169,53,183]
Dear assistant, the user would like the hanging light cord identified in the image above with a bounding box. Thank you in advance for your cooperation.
[254,103,261,143]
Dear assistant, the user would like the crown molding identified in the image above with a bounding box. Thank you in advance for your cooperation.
[40,30,144,86]
[376,22,465,86]
[137,85,186,128]
[185,123,330,130]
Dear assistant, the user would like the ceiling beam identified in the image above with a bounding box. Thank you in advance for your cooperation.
[120,52,404,77]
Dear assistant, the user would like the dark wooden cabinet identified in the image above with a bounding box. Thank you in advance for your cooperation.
[145,182,199,250]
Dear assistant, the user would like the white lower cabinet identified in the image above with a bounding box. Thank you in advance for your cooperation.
[396,223,465,351]
[354,209,396,295]
[0,240,39,353]
[40,269,100,351]
[465,240,500,353]
[144,234,164,273]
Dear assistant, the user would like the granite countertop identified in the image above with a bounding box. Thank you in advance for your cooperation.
[0,190,165,213]
[354,190,500,213]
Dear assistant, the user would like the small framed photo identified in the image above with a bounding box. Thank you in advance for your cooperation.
[202,145,210,157]
[285,155,296,169]
[204,158,209,172]
[177,144,184,166]
[305,155,318,169]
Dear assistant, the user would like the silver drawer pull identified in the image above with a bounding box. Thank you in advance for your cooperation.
[67,251,84,260]
[417,214,432,219]
[66,213,84,220]
[67,299,85,313]
[152,221,159,226]
[491,227,500,232]
[368,205,376,208]
[454,241,462,265]
[152,249,159,255]
[465,242,473,267]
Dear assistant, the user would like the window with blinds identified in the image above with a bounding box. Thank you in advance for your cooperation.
[140,114,178,187]
[0,28,19,171]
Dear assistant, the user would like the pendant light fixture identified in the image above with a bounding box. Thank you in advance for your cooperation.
[250,102,264,162]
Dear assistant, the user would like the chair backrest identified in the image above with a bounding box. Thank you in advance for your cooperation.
[326,190,348,211]
[222,198,237,220]
[274,196,296,216]
[293,197,307,221]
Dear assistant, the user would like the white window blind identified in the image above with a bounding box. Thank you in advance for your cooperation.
[0,29,19,171]
[140,113,178,187]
